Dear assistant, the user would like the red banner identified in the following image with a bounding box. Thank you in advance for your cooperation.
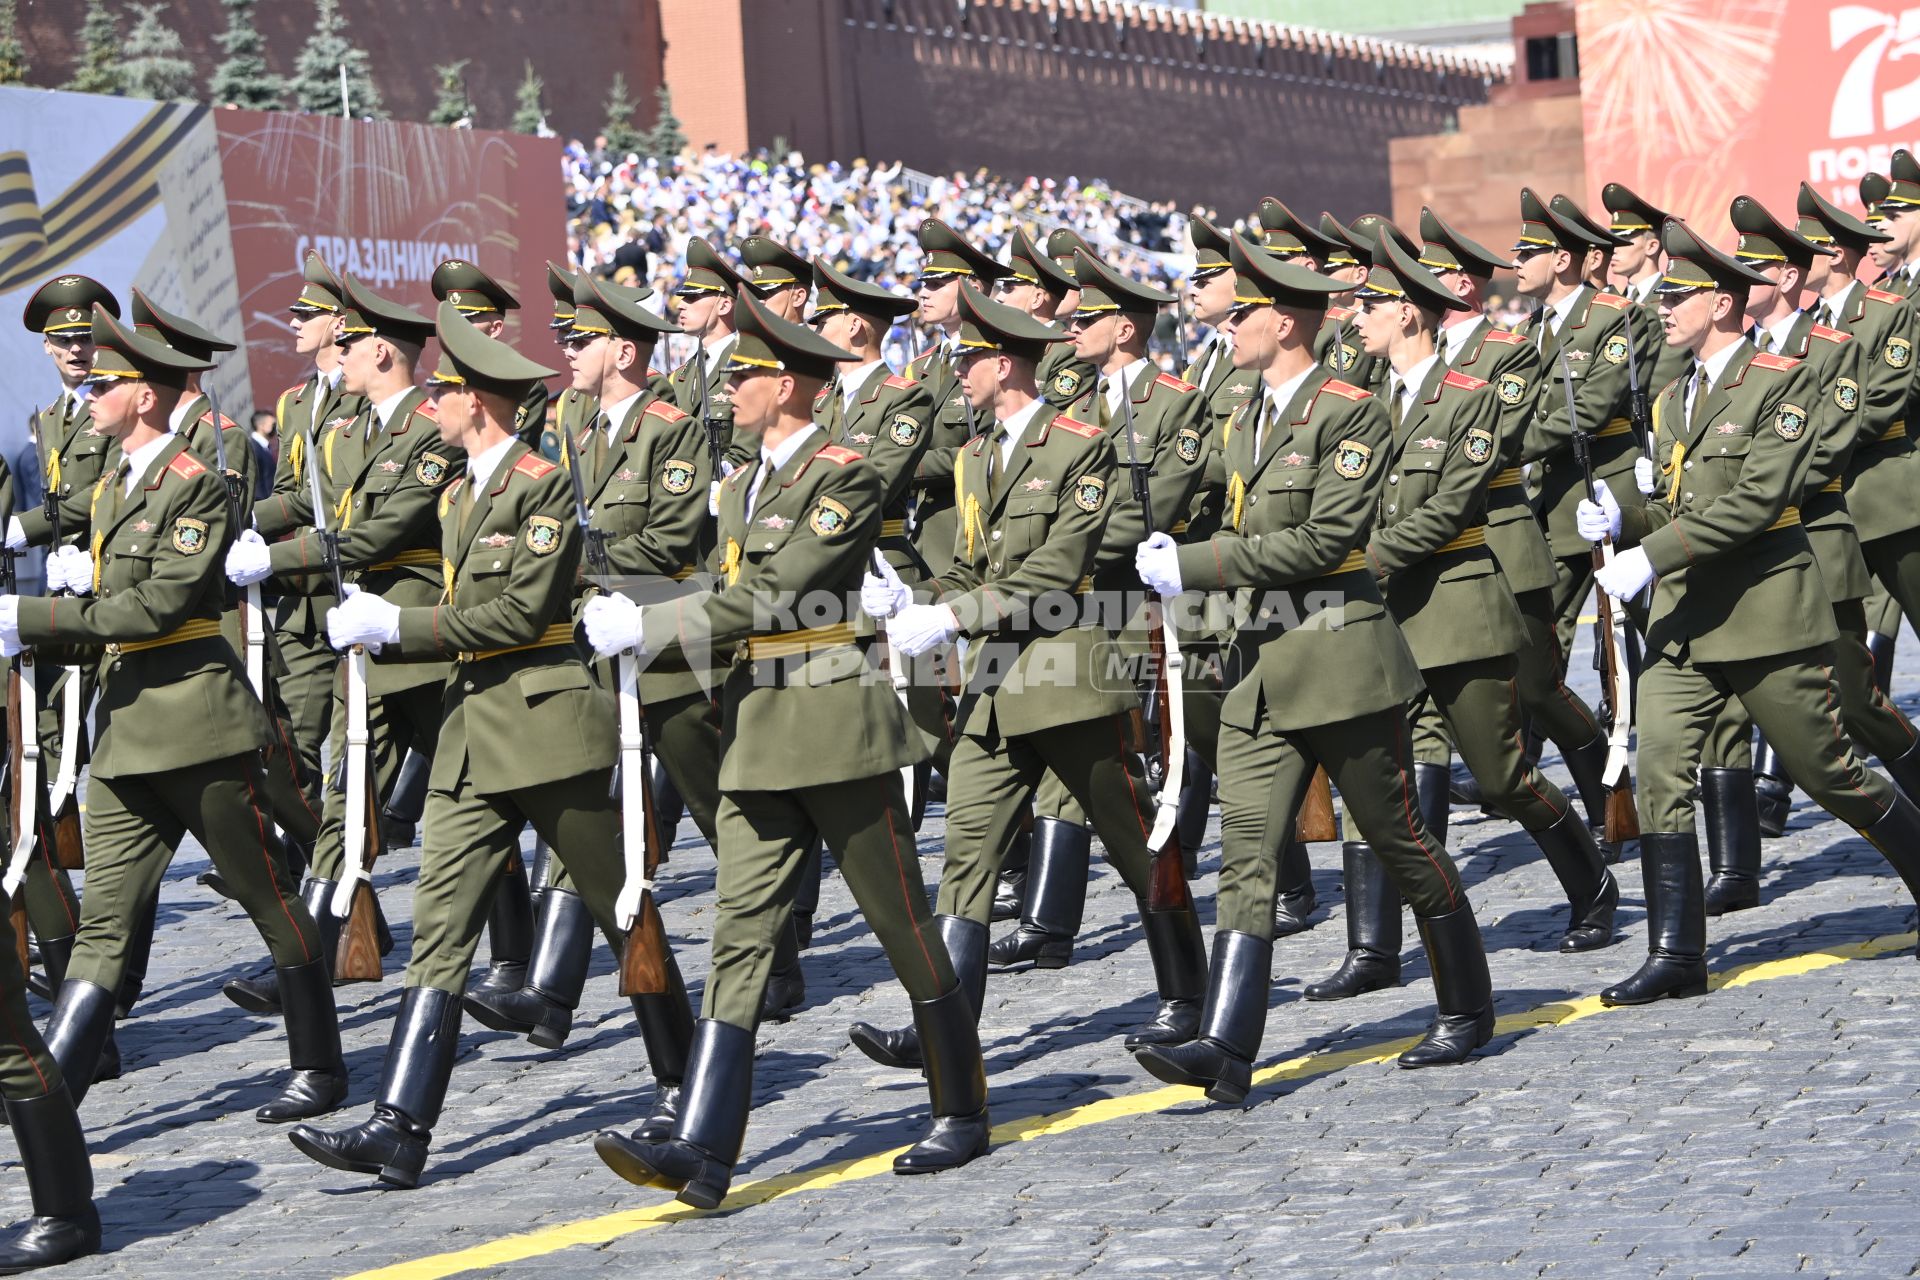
[217,111,567,409]
[1577,0,1920,236]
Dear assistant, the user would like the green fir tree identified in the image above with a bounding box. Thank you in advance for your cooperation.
[0,0,31,86]
[640,83,686,165]
[511,60,547,135]
[601,72,641,157]
[63,0,125,97]
[290,0,384,118]
[428,59,471,126]
[121,3,196,102]
[210,0,283,109]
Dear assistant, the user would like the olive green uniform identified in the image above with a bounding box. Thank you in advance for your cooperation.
[904,340,977,580]
[667,343,750,472]
[17,437,319,992]
[1833,280,1920,649]
[641,435,945,1028]
[1176,371,1462,937]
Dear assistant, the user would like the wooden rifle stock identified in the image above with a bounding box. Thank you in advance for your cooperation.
[618,726,670,997]
[50,800,82,871]
[1294,767,1338,843]
[1589,547,1641,845]
[332,659,387,984]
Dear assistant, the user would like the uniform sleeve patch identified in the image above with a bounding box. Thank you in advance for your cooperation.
[660,459,696,494]
[888,414,923,447]
[1497,372,1528,405]
[1774,402,1808,440]
[1175,427,1203,463]
[525,515,562,555]
[1463,428,1495,464]
[1886,335,1912,369]
[1333,439,1373,478]
[1072,475,1107,512]
[1049,368,1084,400]
[416,452,450,485]
[172,516,209,554]
[1602,333,1631,364]
[1835,378,1860,413]
[809,495,852,536]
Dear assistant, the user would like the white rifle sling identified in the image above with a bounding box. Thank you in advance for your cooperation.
[1596,541,1636,787]
[1144,599,1187,852]
[44,664,81,818]
[612,650,654,931]
[329,647,373,919]
[3,655,42,897]
[243,582,266,696]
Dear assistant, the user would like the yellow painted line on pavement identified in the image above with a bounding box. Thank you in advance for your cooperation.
[346,928,1915,1280]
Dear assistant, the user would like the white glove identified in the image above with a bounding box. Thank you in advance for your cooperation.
[4,517,25,552]
[226,529,273,586]
[0,596,18,657]
[583,592,645,657]
[890,602,959,657]
[1135,531,1183,596]
[1633,455,1656,497]
[47,545,91,596]
[862,557,912,619]
[1575,479,1622,543]
[326,588,399,651]
[1594,546,1654,600]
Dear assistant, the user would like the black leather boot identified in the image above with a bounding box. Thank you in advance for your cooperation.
[379,750,429,850]
[1399,905,1495,1068]
[117,894,157,1020]
[1303,843,1401,1001]
[758,915,806,1025]
[1868,629,1897,698]
[1531,810,1618,952]
[1701,767,1762,916]
[894,985,990,1174]
[594,1018,754,1210]
[469,857,534,1001]
[463,886,592,1048]
[1449,760,1484,808]
[24,933,70,1004]
[225,878,337,1015]
[646,752,687,853]
[42,980,117,1107]
[1271,838,1318,936]
[1882,738,1920,810]
[256,959,349,1122]
[1855,789,1920,920]
[990,820,1031,924]
[1600,833,1709,1006]
[986,818,1089,969]
[1133,930,1270,1104]
[1122,903,1208,1049]
[1414,761,1450,848]
[1176,747,1212,878]
[1558,731,1619,857]
[0,1087,99,1272]
[287,985,462,1188]
[1752,734,1793,839]
[789,839,823,950]
[631,950,697,1141]
[848,915,985,1072]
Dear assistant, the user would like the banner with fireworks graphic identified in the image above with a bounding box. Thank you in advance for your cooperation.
[1578,0,1920,232]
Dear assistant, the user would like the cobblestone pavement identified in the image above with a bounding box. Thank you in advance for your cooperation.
[15,624,1920,1279]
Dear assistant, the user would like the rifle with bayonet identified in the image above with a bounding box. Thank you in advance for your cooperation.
[1561,351,1638,843]
[561,419,671,996]
[206,388,268,701]
[38,471,82,873]
[312,441,384,982]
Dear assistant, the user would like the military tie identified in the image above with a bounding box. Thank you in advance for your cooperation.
[1252,394,1272,465]
[587,412,611,485]
[1752,327,1772,355]
[1533,309,1549,352]
[986,421,1010,501]
[743,455,774,521]
[1388,376,1406,429]
[1686,361,1709,433]
[824,375,845,440]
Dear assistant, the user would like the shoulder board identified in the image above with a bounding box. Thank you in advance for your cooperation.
[412,401,438,421]
[1482,328,1526,345]
[815,445,862,466]
[1053,418,1103,439]
[643,399,688,421]
[1320,379,1372,401]
[1810,324,1852,344]
[1588,292,1627,310]
[513,454,557,479]
[1442,370,1488,392]
[1866,287,1903,304]
[671,359,691,375]
[281,382,306,399]
[1326,305,1356,322]
[167,452,206,480]
[883,374,917,389]
[200,411,240,431]
[1749,352,1801,371]
[1154,371,1197,393]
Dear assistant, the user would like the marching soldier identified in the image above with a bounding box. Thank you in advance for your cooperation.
[0,307,346,1123]
[1602,182,1694,392]
[466,275,720,1049]
[987,250,1209,972]
[1417,207,1622,838]
[588,289,985,1207]
[1578,220,1920,1006]
[852,282,1208,1070]
[545,261,602,447]
[430,258,554,458]
[668,238,753,472]
[1510,187,1645,662]
[1317,212,1389,393]
[1036,227,1101,414]
[739,235,812,321]
[1132,235,1495,1102]
[904,219,1010,580]
[1337,228,1616,978]
[227,276,464,1009]
[287,303,697,1188]
[127,291,256,505]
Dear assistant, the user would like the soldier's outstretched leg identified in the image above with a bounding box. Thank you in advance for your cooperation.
[987,815,1090,970]
[463,882,592,1049]
[1302,842,1401,1000]
[1701,767,1762,916]
[469,851,533,1001]
[990,805,1032,924]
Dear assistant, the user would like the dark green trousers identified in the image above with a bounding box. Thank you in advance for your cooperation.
[1512,587,1602,748]
[1637,647,1893,833]
[68,754,320,993]
[1862,527,1920,643]
[1217,706,1465,939]
[1411,655,1575,832]
[939,714,1157,925]
[308,680,443,886]
[0,905,61,1099]
[266,604,338,836]
[404,770,628,993]
[706,773,951,1029]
